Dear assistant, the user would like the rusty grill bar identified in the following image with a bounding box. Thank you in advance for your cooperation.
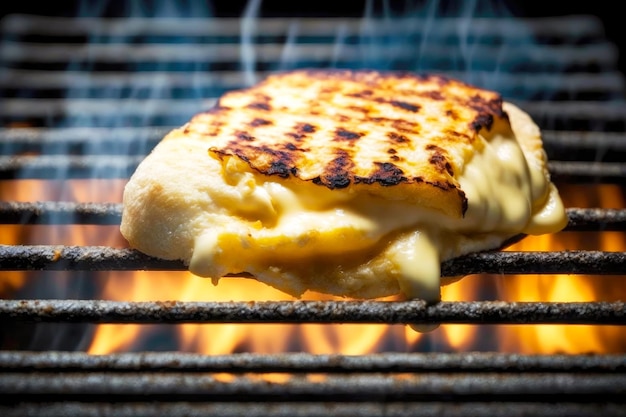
[0,351,624,415]
[2,244,626,276]
[2,351,623,371]
[1,403,624,417]
[1,299,624,324]
[1,372,623,398]
[0,352,624,416]
[1,6,626,417]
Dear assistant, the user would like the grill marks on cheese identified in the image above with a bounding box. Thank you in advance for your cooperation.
[191,70,505,218]
[120,69,568,302]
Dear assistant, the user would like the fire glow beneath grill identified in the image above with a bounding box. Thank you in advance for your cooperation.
[0,2,625,360]
[1,179,625,354]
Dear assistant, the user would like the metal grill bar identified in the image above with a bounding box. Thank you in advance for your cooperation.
[2,99,625,124]
[1,351,623,372]
[2,71,622,101]
[542,131,626,161]
[0,126,170,155]
[0,299,623,324]
[1,204,623,231]
[565,208,626,231]
[0,202,121,225]
[1,402,624,417]
[2,42,615,67]
[548,161,626,183]
[0,372,624,397]
[0,155,144,179]
[1,246,625,275]
[1,15,607,37]
[1,157,625,182]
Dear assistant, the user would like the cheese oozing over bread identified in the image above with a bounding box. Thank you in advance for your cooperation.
[120,69,567,301]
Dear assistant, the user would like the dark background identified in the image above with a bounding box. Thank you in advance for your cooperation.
[0,1,623,75]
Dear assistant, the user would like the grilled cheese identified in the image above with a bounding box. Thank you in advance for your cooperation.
[120,69,567,301]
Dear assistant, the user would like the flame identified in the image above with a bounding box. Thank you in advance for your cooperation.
[2,178,624,355]
[494,184,626,353]
[1,0,623,360]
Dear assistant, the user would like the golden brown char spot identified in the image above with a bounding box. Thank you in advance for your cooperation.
[296,122,317,134]
[347,89,374,98]
[347,105,370,114]
[428,179,454,191]
[391,120,420,134]
[429,153,454,176]
[387,148,402,162]
[356,162,408,186]
[466,95,504,131]
[247,102,271,111]
[289,122,318,142]
[373,97,420,113]
[441,129,472,143]
[249,118,272,127]
[445,109,458,119]
[235,131,255,141]
[334,128,363,141]
[213,145,298,179]
[387,132,409,143]
[286,132,305,140]
[283,142,305,152]
[425,144,454,176]
[470,113,494,132]
[315,149,354,189]
[425,144,441,151]
[255,145,297,178]
[266,160,296,177]
[388,100,420,112]
[421,90,445,101]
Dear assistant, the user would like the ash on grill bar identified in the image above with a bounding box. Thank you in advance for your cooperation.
[0,3,625,417]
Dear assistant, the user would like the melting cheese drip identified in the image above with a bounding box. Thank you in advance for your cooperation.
[187,103,567,301]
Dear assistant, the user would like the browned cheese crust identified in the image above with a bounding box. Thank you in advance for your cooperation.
[178,69,506,218]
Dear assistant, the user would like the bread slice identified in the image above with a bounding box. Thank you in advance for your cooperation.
[120,69,567,301]
[193,70,508,218]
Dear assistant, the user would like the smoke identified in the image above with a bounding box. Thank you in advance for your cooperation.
[0,0,544,352]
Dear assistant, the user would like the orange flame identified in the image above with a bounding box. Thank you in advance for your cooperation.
[495,184,626,353]
[1,179,624,354]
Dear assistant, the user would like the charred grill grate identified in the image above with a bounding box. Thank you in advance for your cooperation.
[0,351,625,416]
[0,6,625,417]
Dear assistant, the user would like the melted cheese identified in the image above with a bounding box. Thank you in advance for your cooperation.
[187,102,567,301]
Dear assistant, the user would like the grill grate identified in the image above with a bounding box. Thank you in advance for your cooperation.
[2,242,626,275]
[1,5,625,416]
[1,299,625,324]
[1,352,625,415]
